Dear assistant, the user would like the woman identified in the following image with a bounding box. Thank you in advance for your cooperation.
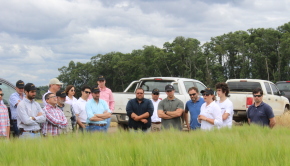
[198,88,222,130]
[215,82,233,128]
[65,85,78,105]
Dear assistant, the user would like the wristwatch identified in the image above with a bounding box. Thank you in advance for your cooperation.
[164,111,167,115]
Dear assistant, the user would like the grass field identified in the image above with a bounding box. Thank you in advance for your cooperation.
[2,113,290,165]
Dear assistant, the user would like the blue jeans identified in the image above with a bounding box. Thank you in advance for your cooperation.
[105,118,111,131]
[86,125,106,133]
[19,132,41,138]
[11,120,20,137]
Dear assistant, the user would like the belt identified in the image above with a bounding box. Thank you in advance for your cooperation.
[22,130,41,134]
[152,122,161,124]
[88,123,106,126]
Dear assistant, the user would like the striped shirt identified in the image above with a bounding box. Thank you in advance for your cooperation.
[0,103,10,137]
[42,104,67,136]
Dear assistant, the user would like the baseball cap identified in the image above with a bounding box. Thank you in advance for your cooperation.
[49,78,63,85]
[56,90,66,98]
[16,80,25,88]
[24,83,37,91]
[152,88,160,94]
[91,85,100,93]
[165,85,175,91]
[200,88,214,95]
[97,75,105,81]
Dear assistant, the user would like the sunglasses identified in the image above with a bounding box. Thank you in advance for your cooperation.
[253,95,262,97]
[189,93,196,96]
[84,91,91,94]
[166,90,172,92]
[137,93,144,94]
[0,93,4,96]
[48,96,56,99]
[98,80,105,82]
[202,93,210,96]
[70,89,75,92]
[153,93,159,95]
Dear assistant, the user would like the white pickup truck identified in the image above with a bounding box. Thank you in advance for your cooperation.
[112,77,207,129]
[226,79,290,121]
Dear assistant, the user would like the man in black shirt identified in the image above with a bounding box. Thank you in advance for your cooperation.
[126,88,154,132]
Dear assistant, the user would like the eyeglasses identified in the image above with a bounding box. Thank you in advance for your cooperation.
[202,93,210,96]
[0,94,4,96]
[48,96,56,99]
[98,80,105,82]
[137,93,144,94]
[166,90,172,92]
[189,93,196,96]
[153,93,159,95]
[84,91,91,94]
[70,89,75,92]
[253,95,262,97]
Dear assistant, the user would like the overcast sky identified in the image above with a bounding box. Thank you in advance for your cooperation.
[0,0,289,86]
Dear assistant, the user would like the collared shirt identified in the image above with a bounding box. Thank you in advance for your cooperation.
[150,99,161,122]
[73,97,88,123]
[17,98,46,131]
[199,101,223,130]
[158,97,184,130]
[65,96,78,105]
[247,102,274,127]
[126,98,154,129]
[42,104,67,136]
[86,99,111,124]
[42,90,52,105]
[9,92,25,119]
[216,98,233,127]
[88,87,115,112]
[185,97,205,129]
[0,103,10,137]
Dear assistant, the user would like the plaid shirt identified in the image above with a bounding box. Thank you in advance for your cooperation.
[0,103,10,137]
[42,104,67,136]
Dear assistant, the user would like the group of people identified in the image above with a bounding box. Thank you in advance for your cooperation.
[0,76,276,139]
[126,82,276,132]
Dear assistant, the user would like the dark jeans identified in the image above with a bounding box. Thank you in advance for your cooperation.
[11,120,20,137]
[86,125,106,133]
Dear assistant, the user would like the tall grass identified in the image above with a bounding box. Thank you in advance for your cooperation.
[1,124,290,166]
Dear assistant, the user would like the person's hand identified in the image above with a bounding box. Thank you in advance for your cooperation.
[198,115,207,121]
[131,113,137,119]
[140,119,148,124]
[186,123,190,130]
[36,112,43,116]
[134,116,141,121]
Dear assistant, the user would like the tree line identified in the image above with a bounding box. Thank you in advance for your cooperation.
[57,22,290,95]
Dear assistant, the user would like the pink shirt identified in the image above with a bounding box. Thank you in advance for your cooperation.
[88,87,115,112]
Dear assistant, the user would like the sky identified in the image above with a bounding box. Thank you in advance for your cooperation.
[0,0,289,86]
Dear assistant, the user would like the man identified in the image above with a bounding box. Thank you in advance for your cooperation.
[0,88,10,139]
[9,80,25,137]
[150,88,162,132]
[184,87,205,130]
[215,82,233,128]
[247,88,276,128]
[56,90,76,133]
[86,85,111,132]
[17,83,46,138]
[88,75,114,131]
[42,78,63,105]
[158,85,184,130]
[42,93,67,136]
[126,87,153,132]
[73,85,91,132]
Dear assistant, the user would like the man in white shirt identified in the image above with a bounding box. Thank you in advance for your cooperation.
[150,88,162,132]
[73,85,91,132]
[42,78,63,105]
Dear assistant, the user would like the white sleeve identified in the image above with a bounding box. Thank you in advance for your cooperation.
[213,105,223,127]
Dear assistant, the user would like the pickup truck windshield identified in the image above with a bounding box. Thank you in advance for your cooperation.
[276,83,290,91]
[227,82,261,92]
[140,80,179,93]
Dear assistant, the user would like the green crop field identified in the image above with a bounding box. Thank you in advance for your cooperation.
[1,123,290,166]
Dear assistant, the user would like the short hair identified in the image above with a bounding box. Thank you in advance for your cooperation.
[0,88,2,91]
[81,85,91,91]
[45,93,54,100]
[253,88,263,95]
[215,82,230,97]
[65,85,75,95]
[136,87,144,93]
[188,87,199,93]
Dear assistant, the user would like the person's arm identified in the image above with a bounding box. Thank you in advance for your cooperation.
[248,118,251,124]
[17,102,38,125]
[158,110,172,119]
[34,104,46,123]
[95,101,112,119]
[9,94,19,108]
[44,107,67,127]
[269,117,276,128]
[133,112,150,121]
[165,108,183,117]
[126,100,134,118]
[184,104,189,130]
[86,102,105,122]
[222,102,233,120]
